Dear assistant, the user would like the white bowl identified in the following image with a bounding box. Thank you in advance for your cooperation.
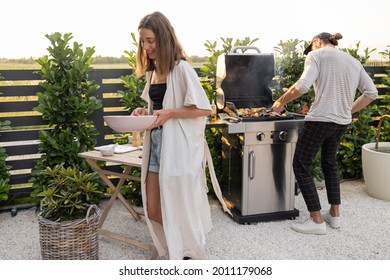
[99,149,114,156]
[94,144,116,156]
[104,115,157,132]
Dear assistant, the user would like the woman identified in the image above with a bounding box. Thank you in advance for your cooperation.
[131,11,230,259]
[272,32,378,235]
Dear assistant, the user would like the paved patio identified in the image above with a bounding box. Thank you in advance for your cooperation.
[1,179,389,260]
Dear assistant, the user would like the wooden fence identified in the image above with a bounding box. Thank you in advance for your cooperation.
[0,68,131,197]
[0,66,388,198]
[365,66,388,104]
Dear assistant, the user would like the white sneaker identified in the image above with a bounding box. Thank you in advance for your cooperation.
[291,218,327,235]
[323,211,340,229]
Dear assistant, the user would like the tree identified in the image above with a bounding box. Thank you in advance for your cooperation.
[30,32,104,202]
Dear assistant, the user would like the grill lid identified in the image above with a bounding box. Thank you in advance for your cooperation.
[216,46,275,110]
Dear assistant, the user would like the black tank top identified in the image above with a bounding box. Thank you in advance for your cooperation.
[149,83,166,110]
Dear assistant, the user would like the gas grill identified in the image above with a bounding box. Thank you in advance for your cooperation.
[215,46,305,224]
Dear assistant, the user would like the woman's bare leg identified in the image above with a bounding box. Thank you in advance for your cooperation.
[145,171,162,225]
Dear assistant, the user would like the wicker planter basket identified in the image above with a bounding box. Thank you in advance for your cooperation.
[38,205,101,260]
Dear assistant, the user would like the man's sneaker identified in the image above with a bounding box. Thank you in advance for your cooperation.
[323,211,340,229]
[291,218,327,235]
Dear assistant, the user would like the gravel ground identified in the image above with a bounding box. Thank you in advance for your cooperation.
[1,179,389,260]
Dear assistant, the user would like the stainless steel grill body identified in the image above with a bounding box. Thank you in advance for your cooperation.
[220,118,304,223]
[215,46,304,223]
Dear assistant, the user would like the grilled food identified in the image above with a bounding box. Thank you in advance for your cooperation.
[237,107,282,118]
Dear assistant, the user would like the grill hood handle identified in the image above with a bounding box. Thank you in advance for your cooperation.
[231,46,261,54]
[216,87,225,110]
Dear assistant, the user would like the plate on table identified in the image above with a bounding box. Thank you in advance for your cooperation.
[104,115,157,132]
[114,145,139,154]
[94,144,139,154]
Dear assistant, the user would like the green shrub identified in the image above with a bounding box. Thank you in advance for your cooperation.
[338,106,378,178]
[377,49,390,141]
[30,32,104,203]
[200,37,259,191]
[117,33,147,114]
[0,143,11,201]
[337,43,380,179]
[114,33,147,205]
[273,39,315,112]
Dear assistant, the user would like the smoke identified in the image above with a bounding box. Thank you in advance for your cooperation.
[221,53,275,108]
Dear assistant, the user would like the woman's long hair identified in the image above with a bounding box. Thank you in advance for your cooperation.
[135,11,187,78]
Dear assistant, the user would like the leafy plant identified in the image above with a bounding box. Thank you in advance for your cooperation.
[273,39,314,113]
[0,142,11,202]
[200,37,259,190]
[117,32,147,113]
[114,33,148,205]
[120,167,142,207]
[340,42,376,65]
[200,37,259,102]
[38,164,103,222]
[0,178,11,202]
[377,49,390,141]
[338,106,378,178]
[344,48,390,180]
[337,43,379,179]
[30,32,104,203]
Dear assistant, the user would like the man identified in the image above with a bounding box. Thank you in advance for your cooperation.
[272,32,378,234]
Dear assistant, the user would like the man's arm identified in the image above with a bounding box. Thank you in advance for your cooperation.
[272,84,303,113]
[351,95,375,114]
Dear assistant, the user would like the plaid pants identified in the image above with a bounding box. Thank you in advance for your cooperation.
[293,121,348,212]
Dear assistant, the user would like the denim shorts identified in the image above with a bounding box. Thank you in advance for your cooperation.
[148,127,163,173]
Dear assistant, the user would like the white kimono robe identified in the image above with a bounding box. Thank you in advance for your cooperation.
[140,60,230,260]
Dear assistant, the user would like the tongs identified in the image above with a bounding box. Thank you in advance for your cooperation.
[218,113,241,123]
[261,106,287,116]
[221,101,242,122]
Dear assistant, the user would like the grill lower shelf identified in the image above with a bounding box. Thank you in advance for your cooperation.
[228,207,299,224]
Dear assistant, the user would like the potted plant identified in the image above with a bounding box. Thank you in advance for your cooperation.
[37,163,104,260]
[362,49,390,200]
[362,114,390,200]
[25,32,106,260]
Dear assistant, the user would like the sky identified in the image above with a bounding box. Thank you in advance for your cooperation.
[1,0,389,60]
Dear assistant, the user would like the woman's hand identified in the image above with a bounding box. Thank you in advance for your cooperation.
[150,109,173,128]
[131,107,148,116]
[148,106,211,129]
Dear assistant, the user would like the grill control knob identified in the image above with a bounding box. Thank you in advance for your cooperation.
[279,131,288,141]
[256,132,265,141]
